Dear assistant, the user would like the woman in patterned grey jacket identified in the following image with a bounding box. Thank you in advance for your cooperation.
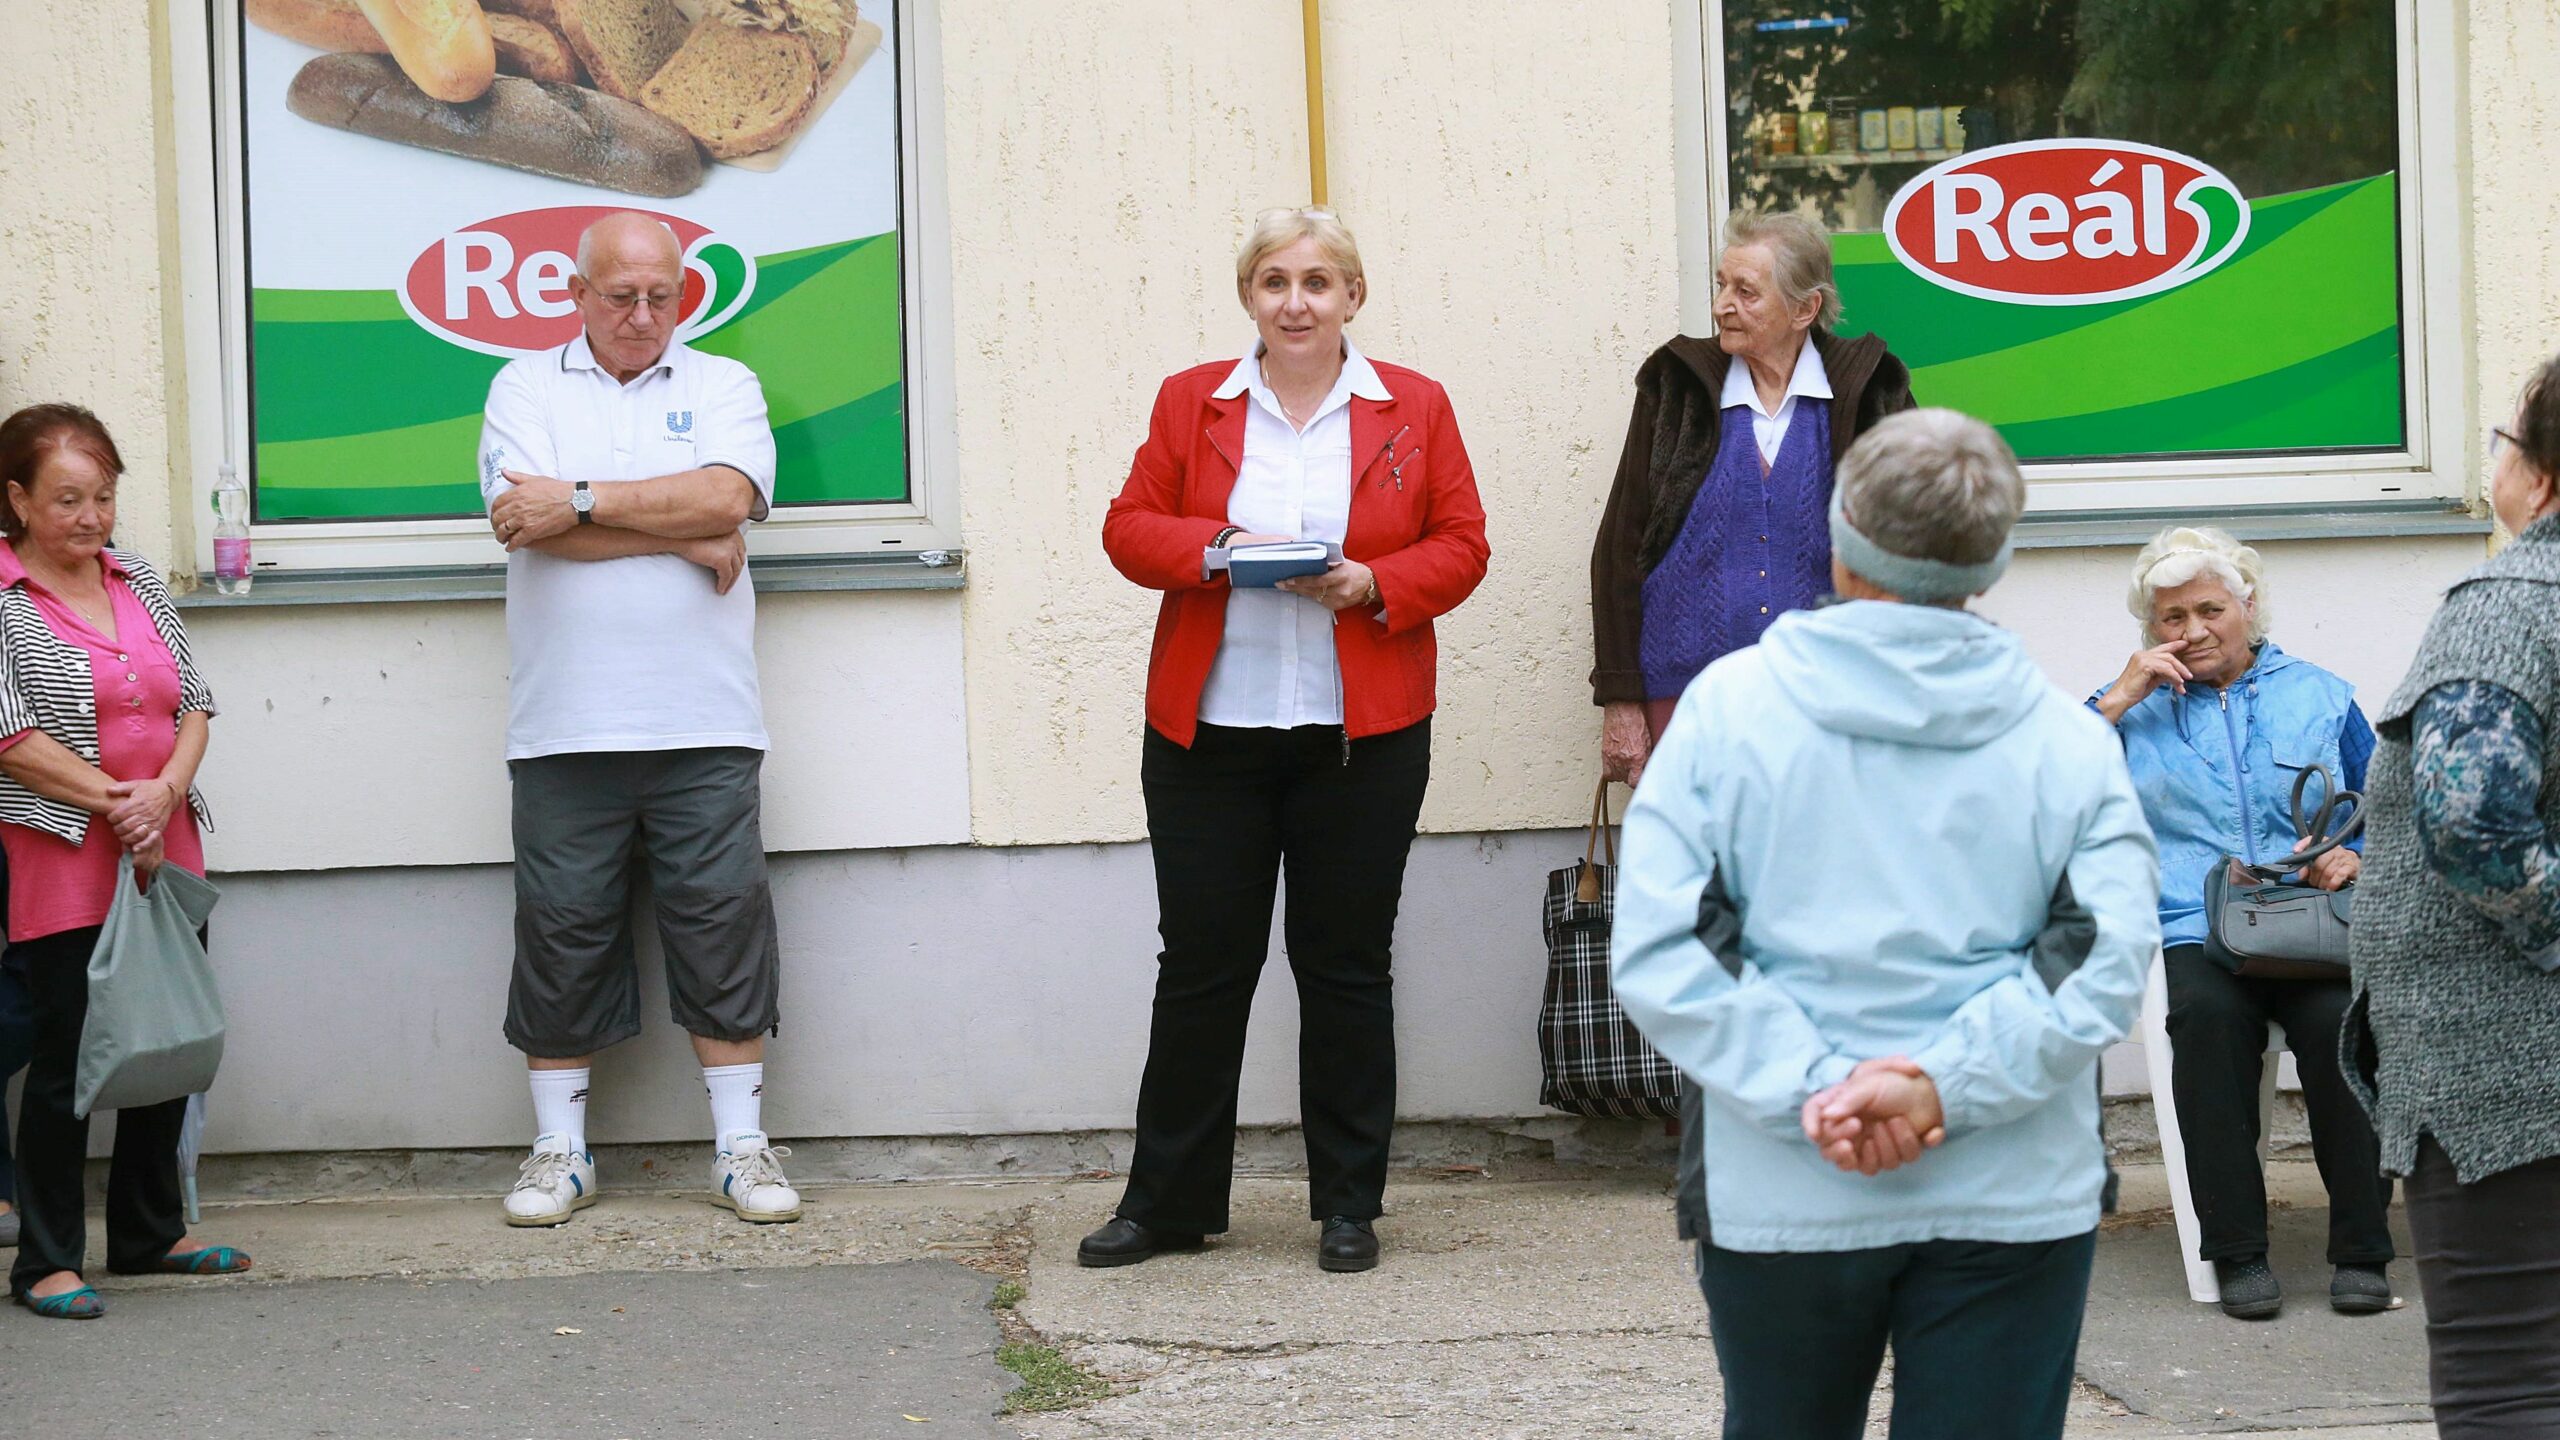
[2348,354,2560,1436]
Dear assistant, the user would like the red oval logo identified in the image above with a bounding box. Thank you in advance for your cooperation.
[1883,141,2250,306]
[399,206,732,357]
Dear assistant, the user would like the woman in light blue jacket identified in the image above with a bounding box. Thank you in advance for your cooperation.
[1613,410,2159,1440]
[2088,527,2394,1321]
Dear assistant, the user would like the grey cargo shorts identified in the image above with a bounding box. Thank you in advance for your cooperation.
[504,746,781,1057]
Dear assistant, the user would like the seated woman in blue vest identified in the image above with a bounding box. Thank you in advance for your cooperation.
[2088,526,2395,1320]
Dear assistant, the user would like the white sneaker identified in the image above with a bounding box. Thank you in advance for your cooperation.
[713,1135,801,1223]
[502,1142,597,1227]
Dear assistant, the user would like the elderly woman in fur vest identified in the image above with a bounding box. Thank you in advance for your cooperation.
[1588,210,1915,784]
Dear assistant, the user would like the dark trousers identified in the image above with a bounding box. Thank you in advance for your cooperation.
[1694,1231,2098,1440]
[2162,944,2394,1265]
[2405,1138,2560,1437]
[10,925,187,1293]
[0,945,29,1208]
[1118,720,1430,1233]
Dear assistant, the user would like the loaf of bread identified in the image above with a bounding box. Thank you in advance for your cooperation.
[487,12,580,84]
[554,0,689,102]
[353,0,497,102]
[287,54,703,197]
[482,0,560,25]
[640,19,818,158]
[247,0,391,53]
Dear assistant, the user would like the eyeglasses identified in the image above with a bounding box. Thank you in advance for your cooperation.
[590,289,682,314]
[2493,427,2524,460]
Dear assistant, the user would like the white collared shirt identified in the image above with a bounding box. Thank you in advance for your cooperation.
[1719,340,1833,467]
[478,333,780,760]
[1196,337,1393,730]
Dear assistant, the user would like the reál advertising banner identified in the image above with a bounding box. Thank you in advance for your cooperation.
[239,0,908,522]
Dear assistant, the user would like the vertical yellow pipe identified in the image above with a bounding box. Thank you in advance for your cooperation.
[1302,0,1329,206]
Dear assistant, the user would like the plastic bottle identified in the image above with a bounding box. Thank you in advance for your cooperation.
[213,465,252,596]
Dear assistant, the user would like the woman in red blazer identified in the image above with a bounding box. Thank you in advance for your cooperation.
[1088,208,1489,1274]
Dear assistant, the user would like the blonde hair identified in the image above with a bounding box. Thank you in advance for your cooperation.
[2128,526,2269,644]
[1723,210,1843,330]
[1235,207,1365,308]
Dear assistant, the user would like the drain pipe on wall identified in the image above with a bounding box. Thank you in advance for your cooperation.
[1302,0,1329,206]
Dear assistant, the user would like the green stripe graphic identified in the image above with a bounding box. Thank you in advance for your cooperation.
[249,232,907,522]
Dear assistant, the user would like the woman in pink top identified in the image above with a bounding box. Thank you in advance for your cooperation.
[0,404,248,1320]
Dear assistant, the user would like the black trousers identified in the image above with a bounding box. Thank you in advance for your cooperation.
[2405,1138,2560,1437]
[1694,1231,2098,1440]
[10,924,188,1294]
[1118,719,1430,1233]
[2162,944,2394,1265]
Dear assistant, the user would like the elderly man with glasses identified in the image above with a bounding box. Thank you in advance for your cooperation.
[476,210,797,1229]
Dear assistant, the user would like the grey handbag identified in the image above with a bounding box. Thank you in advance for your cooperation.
[2201,764,2357,981]
[73,855,225,1118]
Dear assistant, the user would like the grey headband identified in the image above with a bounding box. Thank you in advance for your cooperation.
[1827,486,2012,603]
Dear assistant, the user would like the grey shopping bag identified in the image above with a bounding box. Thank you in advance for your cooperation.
[73,855,224,1118]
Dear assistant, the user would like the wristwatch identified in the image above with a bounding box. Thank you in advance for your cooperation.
[572,481,595,524]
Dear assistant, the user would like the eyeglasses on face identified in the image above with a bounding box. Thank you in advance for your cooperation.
[588,288,683,314]
[2493,427,2524,460]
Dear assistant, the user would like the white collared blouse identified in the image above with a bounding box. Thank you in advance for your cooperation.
[1195,338,1394,730]
[1718,339,1835,467]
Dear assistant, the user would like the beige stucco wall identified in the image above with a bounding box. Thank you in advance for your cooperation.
[0,1,2551,852]
[951,0,1680,845]
[2467,1,2560,444]
[0,0,183,565]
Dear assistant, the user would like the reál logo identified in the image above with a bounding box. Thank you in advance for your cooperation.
[1882,140,2250,307]
[400,205,756,358]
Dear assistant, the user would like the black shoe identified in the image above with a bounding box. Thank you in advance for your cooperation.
[1075,1215,1203,1268]
[2331,1263,2394,1315]
[2215,1256,2282,1319]
[2100,1166,2122,1216]
[1318,1217,1379,1273]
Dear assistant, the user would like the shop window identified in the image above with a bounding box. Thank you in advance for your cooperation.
[1704,0,2464,506]
[168,0,959,576]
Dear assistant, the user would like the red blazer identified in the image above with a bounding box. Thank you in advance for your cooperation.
[1103,358,1491,746]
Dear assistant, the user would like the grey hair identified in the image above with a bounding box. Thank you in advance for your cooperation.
[575,213,683,279]
[1723,210,1843,330]
[1235,207,1366,307]
[1834,409,2025,592]
[2127,526,2268,644]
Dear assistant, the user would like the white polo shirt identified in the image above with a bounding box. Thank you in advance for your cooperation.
[478,334,779,760]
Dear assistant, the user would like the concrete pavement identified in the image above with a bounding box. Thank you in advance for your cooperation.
[2,1158,2436,1438]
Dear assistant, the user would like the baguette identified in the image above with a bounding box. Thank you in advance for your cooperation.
[287,54,703,197]
[246,0,391,52]
[353,0,498,102]
[488,13,581,84]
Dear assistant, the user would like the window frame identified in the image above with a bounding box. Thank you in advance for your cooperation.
[1674,0,2474,515]
[165,0,964,577]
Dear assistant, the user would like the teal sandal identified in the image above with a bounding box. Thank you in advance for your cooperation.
[15,1285,105,1319]
[152,1245,252,1276]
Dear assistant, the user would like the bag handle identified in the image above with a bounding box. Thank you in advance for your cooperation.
[1576,779,1617,903]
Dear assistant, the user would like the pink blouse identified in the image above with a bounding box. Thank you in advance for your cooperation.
[0,553,205,942]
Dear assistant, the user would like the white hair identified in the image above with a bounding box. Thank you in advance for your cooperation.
[1836,408,2024,569]
[2127,526,2268,643]
[1722,210,1843,330]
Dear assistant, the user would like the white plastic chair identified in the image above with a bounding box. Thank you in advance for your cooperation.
[2139,951,2283,1305]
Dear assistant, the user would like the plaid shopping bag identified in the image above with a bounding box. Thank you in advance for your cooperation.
[1538,780,1683,1120]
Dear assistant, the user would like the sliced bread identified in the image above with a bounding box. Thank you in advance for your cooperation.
[639,19,819,159]
[555,0,688,101]
[488,13,580,85]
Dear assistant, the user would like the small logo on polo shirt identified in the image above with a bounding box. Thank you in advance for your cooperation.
[666,410,694,436]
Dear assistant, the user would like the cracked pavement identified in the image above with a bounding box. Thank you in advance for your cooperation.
[4,1160,2437,1437]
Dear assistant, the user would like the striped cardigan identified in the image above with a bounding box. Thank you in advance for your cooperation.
[0,546,217,845]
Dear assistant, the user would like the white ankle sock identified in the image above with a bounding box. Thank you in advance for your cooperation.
[704,1063,765,1151]
[530,1068,591,1153]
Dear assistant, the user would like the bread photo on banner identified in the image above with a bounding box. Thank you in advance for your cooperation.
[248,0,587,89]
[641,0,862,160]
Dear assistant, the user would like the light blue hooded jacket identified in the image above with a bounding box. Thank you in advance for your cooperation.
[1611,601,2160,1252]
